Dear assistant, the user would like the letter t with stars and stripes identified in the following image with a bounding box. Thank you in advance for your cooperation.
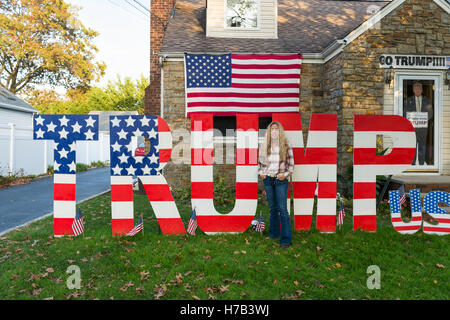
[33,114,98,236]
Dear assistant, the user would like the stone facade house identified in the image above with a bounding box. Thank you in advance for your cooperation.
[146,0,450,193]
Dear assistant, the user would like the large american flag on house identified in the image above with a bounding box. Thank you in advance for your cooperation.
[184,53,302,116]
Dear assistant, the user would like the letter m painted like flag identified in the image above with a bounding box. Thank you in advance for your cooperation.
[273,112,338,233]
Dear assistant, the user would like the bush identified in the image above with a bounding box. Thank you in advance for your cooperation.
[76,163,89,172]
[170,174,236,208]
[172,185,191,202]
[90,161,107,168]
[0,168,29,187]
[213,174,236,207]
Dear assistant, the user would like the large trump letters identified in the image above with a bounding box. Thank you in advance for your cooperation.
[33,113,449,236]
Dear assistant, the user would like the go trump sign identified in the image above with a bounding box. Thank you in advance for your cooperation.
[33,113,449,237]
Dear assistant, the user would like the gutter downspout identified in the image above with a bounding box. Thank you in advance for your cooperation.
[160,56,164,118]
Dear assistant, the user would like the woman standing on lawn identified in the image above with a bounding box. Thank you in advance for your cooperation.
[258,121,294,248]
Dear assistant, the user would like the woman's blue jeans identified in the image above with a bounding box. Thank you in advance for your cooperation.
[263,176,292,245]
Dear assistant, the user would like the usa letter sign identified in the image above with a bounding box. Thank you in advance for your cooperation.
[33,113,449,237]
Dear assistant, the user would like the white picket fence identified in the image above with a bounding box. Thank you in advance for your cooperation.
[0,124,110,176]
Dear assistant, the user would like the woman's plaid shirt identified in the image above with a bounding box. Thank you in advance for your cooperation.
[258,143,294,177]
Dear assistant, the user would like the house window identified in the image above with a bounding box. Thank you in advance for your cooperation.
[213,116,272,138]
[213,116,271,164]
[225,0,259,29]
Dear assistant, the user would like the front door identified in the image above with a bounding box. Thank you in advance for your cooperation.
[395,72,442,172]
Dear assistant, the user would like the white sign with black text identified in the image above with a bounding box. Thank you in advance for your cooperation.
[406,112,428,129]
[380,54,450,70]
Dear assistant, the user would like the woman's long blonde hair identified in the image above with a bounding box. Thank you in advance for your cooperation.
[263,121,289,162]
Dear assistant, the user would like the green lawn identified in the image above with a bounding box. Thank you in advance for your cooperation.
[0,192,448,300]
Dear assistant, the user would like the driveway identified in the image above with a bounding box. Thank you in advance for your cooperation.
[0,167,111,235]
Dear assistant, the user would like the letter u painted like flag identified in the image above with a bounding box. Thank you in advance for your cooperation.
[190,113,259,233]
[389,189,422,234]
[353,115,416,232]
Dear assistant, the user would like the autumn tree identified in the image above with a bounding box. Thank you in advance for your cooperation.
[27,75,149,114]
[0,0,105,94]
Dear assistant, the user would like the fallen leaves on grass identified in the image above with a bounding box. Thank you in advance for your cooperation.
[175,273,183,285]
[154,284,168,299]
[32,288,43,296]
[313,280,325,288]
[28,273,41,282]
[219,285,229,293]
[140,270,150,281]
[135,287,145,295]
[120,281,134,292]
[65,291,86,299]
[435,264,446,269]
[283,290,305,300]
[222,278,244,285]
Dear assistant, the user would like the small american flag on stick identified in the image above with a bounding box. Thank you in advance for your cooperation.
[72,208,84,236]
[337,200,345,226]
[126,215,144,236]
[254,215,265,233]
[398,184,407,207]
[337,193,345,227]
[187,208,198,235]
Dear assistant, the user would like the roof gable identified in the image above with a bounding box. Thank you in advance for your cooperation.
[0,87,37,114]
[161,0,391,54]
[161,0,450,59]
[341,0,450,49]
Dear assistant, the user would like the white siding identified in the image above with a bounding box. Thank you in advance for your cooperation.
[0,108,33,128]
[206,0,277,39]
[383,83,395,115]
[442,85,450,173]
[382,83,395,150]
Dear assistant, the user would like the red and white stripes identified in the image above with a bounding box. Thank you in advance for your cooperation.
[111,175,134,235]
[110,116,186,235]
[53,173,77,236]
[190,113,258,234]
[353,115,416,232]
[423,192,450,236]
[157,117,172,170]
[423,214,450,235]
[273,113,337,233]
